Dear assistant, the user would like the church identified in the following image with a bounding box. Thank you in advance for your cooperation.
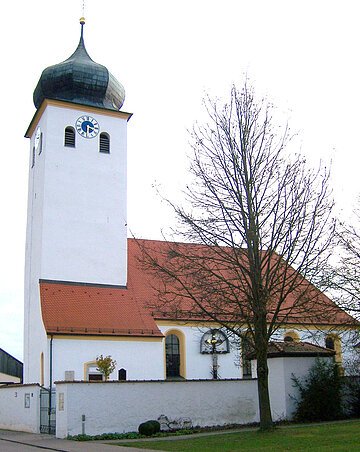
[23,19,357,388]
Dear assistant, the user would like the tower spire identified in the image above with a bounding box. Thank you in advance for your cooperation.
[80,0,86,39]
[79,16,85,40]
[33,8,125,111]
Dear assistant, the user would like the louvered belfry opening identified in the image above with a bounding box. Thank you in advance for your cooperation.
[64,126,75,147]
[99,132,110,153]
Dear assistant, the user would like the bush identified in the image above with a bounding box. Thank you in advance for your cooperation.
[345,377,360,417]
[138,420,161,436]
[68,431,141,441]
[95,354,116,381]
[292,359,344,422]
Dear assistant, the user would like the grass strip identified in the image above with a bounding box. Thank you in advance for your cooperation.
[112,420,360,451]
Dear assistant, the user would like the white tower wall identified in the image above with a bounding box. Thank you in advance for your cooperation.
[23,101,130,384]
[24,110,48,384]
[40,104,128,285]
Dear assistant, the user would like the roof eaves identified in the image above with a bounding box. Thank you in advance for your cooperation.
[46,326,164,338]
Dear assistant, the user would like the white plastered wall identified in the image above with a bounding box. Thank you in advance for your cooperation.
[48,323,359,385]
[55,379,259,438]
[23,102,129,385]
[251,355,333,419]
[0,384,41,433]
[38,104,128,286]
[23,109,48,384]
[50,336,164,383]
[50,324,243,384]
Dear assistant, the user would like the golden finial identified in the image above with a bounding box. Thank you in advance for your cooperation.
[80,0,86,25]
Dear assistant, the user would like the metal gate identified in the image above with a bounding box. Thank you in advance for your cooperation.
[40,388,56,434]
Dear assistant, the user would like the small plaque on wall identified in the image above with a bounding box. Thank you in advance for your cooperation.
[58,393,64,411]
[24,393,30,408]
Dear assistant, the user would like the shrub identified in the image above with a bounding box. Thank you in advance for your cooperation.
[138,420,161,436]
[292,359,344,422]
[345,377,360,417]
[68,432,141,441]
[96,354,116,381]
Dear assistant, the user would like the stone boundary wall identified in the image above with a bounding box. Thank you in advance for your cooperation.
[0,384,41,433]
[55,379,260,438]
[0,357,322,437]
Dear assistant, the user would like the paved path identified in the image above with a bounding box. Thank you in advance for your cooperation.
[0,429,162,452]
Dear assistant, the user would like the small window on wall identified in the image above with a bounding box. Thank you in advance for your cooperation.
[31,146,35,168]
[86,364,103,381]
[325,334,343,366]
[242,333,253,378]
[284,331,300,342]
[99,132,110,153]
[38,132,43,154]
[89,373,103,381]
[325,336,335,350]
[64,127,75,147]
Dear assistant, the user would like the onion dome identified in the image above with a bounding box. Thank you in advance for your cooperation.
[33,18,125,111]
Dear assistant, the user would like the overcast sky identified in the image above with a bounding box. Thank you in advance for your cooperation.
[1,0,359,361]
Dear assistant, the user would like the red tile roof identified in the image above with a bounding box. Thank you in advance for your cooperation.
[131,239,357,326]
[40,238,357,337]
[40,280,163,338]
[247,341,336,359]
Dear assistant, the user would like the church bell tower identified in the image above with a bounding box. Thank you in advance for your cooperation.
[23,18,131,384]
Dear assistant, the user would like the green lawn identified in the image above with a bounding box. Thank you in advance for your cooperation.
[113,420,360,451]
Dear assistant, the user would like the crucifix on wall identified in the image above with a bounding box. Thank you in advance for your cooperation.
[200,329,230,379]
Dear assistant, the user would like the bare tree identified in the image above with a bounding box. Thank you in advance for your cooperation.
[326,210,360,316]
[139,83,342,430]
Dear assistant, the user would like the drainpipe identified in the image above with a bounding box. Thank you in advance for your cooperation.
[49,335,53,389]
[48,335,53,434]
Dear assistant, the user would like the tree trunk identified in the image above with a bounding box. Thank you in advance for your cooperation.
[256,346,273,430]
[254,310,274,431]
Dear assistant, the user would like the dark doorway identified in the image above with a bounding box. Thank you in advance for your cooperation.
[166,334,180,378]
[118,368,127,380]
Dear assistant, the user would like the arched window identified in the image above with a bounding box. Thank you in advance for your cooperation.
[99,132,110,153]
[325,336,335,350]
[64,126,75,147]
[38,132,43,155]
[284,331,300,342]
[165,330,186,379]
[166,334,180,378]
[242,333,253,378]
[31,146,35,168]
[325,334,342,365]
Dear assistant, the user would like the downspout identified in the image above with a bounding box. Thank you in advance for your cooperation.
[49,335,53,389]
[48,335,53,434]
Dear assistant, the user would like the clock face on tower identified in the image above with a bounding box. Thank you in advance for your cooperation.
[75,115,100,138]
